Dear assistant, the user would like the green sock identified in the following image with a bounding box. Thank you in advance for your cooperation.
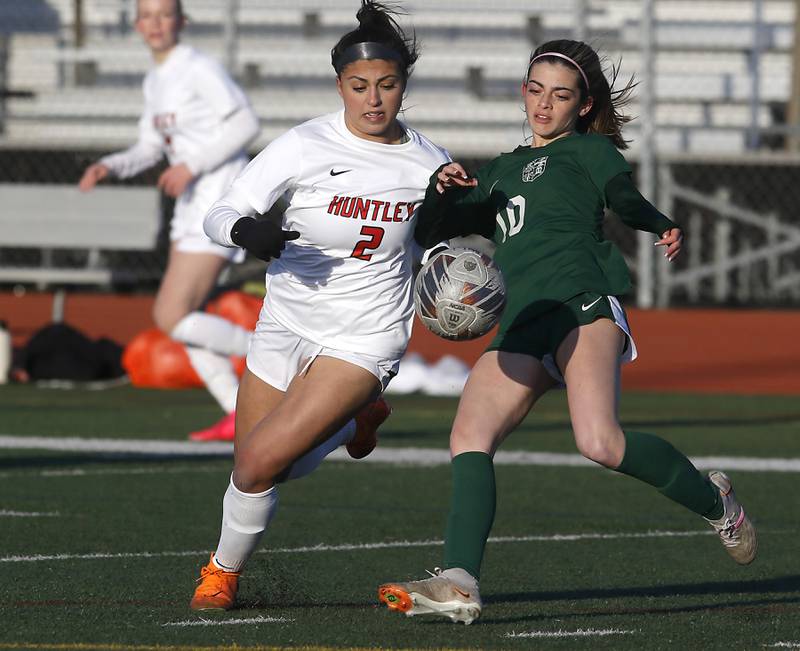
[443,451,496,580]
[616,430,722,519]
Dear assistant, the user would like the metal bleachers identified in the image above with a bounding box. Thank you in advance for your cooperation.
[0,0,796,156]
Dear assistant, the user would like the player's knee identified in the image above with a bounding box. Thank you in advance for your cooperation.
[573,425,624,468]
[152,301,186,335]
[450,423,496,455]
[233,451,281,493]
[152,302,176,334]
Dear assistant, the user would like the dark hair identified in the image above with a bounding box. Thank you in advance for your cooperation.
[528,39,635,149]
[136,0,185,19]
[331,1,419,80]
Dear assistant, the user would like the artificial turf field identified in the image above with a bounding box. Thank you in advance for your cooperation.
[0,384,799,650]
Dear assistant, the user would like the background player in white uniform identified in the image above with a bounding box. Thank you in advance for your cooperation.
[190,1,450,611]
[78,0,259,440]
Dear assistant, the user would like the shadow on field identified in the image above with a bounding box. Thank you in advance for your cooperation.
[485,574,800,623]
[0,453,230,472]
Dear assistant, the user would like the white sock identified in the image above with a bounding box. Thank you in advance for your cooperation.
[281,420,355,482]
[172,311,251,357]
[214,476,278,573]
[184,346,238,413]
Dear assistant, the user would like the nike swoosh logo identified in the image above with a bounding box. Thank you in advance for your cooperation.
[453,587,471,599]
[581,297,602,311]
[330,168,351,176]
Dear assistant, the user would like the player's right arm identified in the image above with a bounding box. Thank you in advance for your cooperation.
[203,129,303,261]
[79,92,164,191]
[414,162,495,248]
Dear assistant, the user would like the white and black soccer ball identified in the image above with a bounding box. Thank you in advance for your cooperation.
[414,248,506,341]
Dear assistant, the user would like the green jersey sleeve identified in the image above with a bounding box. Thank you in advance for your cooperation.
[605,173,679,235]
[414,164,497,248]
[580,134,633,197]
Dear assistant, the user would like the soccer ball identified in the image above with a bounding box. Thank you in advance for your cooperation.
[413,248,506,341]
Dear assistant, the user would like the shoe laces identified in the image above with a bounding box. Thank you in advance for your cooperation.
[426,567,444,579]
[197,563,239,588]
[713,508,746,547]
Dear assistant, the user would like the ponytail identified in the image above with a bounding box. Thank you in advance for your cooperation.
[331,1,419,80]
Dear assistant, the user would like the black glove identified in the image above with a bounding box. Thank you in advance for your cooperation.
[230,217,300,262]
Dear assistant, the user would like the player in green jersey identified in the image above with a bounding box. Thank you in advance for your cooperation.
[378,39,757,625]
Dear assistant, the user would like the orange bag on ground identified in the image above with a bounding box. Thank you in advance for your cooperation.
[205,290,262,330]
[122,328,202,388]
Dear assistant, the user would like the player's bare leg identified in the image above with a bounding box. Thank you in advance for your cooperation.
[449,351,555,457]
[192,358,380,610]
[557,318,626,468]
[154,246,228,333]
[233,357,380,492]
[154,247,248,433]
[558,318,754,562]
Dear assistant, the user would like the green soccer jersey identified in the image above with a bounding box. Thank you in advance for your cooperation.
[415,132,677,333]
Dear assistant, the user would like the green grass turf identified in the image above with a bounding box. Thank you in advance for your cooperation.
[0,385,799,650]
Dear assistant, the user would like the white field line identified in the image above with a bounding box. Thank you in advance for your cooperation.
[764,644,800,649]
[506,628,636,639]
[0,529,713,564]
[163,615,292,627]
[1,434,800,473]
[0,509,59,517]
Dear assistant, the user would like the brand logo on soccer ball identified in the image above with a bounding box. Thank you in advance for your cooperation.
[522,156,548,182]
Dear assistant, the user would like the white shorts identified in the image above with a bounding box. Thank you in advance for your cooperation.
[246,307,401,392]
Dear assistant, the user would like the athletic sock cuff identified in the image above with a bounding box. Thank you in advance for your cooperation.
[229,474,276,499]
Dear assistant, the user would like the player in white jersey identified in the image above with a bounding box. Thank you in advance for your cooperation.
[189,1,450,611]
[77,0,260,440]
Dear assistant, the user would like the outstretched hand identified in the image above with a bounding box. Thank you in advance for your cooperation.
[655,227,684,262]
[435,163,477,194]
[78,163,110,192]
[231,217,300,262]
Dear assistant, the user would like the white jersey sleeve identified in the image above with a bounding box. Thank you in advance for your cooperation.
[99,84,164,178]
[184,106,259,177]
[203,128,302,247]
[181,55,259,176]
[190,54,247,121]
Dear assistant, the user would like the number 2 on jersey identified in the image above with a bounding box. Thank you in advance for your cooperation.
[351,226,385,261]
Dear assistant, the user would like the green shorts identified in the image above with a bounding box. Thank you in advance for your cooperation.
[487,292,636,383]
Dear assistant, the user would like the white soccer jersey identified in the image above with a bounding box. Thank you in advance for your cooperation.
[205,110,450,358]
[101,43,255,221]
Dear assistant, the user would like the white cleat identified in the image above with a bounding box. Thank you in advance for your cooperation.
[705,470,757,565]
[379,568,482,625]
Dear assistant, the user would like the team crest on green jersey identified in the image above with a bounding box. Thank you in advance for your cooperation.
[522,156,548,182]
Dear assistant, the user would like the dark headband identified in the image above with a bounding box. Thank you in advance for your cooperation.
[333,41,405,74]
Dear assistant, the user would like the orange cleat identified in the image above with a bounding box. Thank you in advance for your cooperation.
[347,396,391,459]
[189,412,236,441]
[190,554,240,611]
[379,583,415,613]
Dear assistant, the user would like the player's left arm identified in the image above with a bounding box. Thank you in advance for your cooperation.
[605,172,684,262]
[414,164,495,248]
[156,103,259,197]
[160,59,260,197]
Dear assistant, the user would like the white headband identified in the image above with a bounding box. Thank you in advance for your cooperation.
[528,52,589,91]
